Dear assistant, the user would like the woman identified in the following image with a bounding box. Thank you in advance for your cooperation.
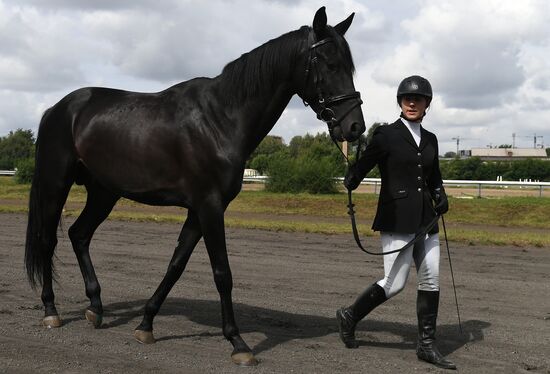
[337,75,456,370]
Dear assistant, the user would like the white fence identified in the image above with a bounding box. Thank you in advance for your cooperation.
[243,176,550,197]
[355,178,550,198]
[3,169,548,197]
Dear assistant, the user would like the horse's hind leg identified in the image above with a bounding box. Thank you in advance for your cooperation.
[134,210,202,344]
[68,182,119,328]
[38,180,73,328]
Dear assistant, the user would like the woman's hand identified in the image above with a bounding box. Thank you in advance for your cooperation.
[432,187,449,215]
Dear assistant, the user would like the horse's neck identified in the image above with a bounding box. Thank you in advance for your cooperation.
[211,30,308,161]
[217,77,297,160]
[242,86,295,154]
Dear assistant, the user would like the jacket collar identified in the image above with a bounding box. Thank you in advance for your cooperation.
[394,118,424,150]
[419,127,429,151]
[394,119,429,151]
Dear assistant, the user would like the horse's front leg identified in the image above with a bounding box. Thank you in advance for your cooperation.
[198,200,258,366]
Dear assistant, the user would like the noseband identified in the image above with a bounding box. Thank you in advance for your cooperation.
[302,33,363,138]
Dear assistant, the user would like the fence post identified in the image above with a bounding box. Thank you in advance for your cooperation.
[478,183,482,198]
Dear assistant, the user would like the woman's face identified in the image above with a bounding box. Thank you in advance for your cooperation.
[400,95,428,122]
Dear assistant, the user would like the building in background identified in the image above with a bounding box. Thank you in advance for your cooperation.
[460,148,547,160]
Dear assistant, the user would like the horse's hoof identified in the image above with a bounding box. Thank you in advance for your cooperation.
[85,309,103,328]
[43,315,62,328]
[231,352,259,366]
[134,329,156,344]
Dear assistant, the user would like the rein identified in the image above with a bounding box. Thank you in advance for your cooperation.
[340,143,463,333]
[347,188,440,255]
[337,137,441,256]
[301,30,440,256]
[334,135,463,333]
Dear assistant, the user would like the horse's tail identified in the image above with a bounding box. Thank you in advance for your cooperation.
[25,103,76,289]
[25,109,51,289]
[25,137,44,289]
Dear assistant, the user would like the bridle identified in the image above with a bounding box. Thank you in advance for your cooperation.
[301,35,462,327]
[301,31,436,255]
[302,32,363,140]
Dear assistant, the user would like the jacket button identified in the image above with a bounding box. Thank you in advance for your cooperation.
[417,164,422,168]
[417,188,422,192]
[417,176,422,181]
[417,152,421,156]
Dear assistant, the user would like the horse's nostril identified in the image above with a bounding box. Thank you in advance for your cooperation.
[350,122,359,134]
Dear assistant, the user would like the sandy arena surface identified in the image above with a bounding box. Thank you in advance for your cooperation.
[0,212,549,373]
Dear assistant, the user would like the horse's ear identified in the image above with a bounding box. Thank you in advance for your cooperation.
[313,6,327,35]
[334,13,355,36]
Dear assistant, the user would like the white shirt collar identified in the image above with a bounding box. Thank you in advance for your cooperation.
[400,117,422,146]
[400,117,422,128]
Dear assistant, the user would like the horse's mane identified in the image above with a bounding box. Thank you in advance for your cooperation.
[218,25,355,104]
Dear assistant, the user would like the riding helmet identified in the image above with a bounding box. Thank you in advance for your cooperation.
[396,75,432,102]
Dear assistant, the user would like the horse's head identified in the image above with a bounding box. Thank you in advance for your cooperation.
[298,7,366,142]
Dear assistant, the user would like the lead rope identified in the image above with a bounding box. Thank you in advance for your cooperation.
[336,138,462,331]
[337,137,439,255]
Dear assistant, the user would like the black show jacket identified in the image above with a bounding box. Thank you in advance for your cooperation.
[354,119,443,234]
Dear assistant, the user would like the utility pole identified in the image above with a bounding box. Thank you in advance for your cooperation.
[452,137,460,156]
[517,133,544,148]
[534,134,544,149]
[512,133,516,148]
[342,141,348,160]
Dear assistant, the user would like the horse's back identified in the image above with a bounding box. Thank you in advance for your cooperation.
[55,80,228,203]
[67,79,213,136]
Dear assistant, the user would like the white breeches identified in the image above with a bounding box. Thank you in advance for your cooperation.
[376,232,440,299]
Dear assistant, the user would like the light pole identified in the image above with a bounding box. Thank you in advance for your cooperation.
[452,137,460,157]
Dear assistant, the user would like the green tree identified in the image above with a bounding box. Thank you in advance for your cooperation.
[289,132,346,174]
[443,151,457,158]
[440,158,550,181]
[246,135,286,172]
[15,157,35,183]
[504,159,550,181]
[288,133,328,157]
[249,136,285,160]
[263,132,346,193]
[0,129,35,169]
[265,151,341,194]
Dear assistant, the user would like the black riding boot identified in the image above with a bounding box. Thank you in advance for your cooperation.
[336,283,387,348]
[416,290,457,370]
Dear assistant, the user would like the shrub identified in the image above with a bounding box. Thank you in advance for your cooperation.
[265,153,340,194]
[15,157,35,184]
[249,154,271,175]
[0,129,35,169]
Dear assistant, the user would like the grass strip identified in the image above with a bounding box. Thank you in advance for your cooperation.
[1,177,549,247]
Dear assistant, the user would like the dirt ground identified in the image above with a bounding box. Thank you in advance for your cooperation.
[1,212,549,374]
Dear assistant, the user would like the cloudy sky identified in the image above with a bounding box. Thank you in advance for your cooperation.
[1,0,549,154]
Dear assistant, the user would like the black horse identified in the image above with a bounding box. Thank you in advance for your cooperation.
[25,7,365,366]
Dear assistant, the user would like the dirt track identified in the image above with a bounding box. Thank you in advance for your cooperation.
[1,213,549,373]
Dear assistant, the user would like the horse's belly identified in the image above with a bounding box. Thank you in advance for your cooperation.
[120,189,190,208]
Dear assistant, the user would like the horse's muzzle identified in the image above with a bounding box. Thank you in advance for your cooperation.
[346,121,365,141]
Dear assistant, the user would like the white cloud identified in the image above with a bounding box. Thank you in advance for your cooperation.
[373,1,549,109]
[0,0,549,155]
